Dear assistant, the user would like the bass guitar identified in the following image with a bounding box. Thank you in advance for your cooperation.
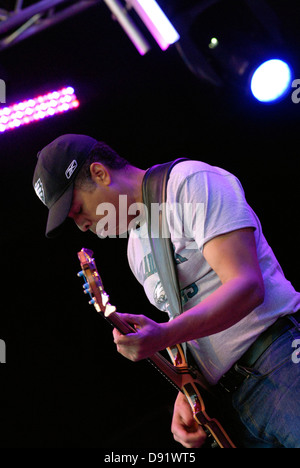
[77,247,236,448]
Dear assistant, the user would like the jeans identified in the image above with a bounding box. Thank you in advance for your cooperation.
[231,315,300,448]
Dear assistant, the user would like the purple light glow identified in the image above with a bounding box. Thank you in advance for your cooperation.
[0,86,79,133]
[130,0,180,50]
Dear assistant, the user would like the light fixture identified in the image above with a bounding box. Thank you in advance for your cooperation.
[173,0,293,103]
[103,0,179,54]
[128,0,180,50]
[103,0,150,55]
[250,59,292,103]
[0,86,79,133]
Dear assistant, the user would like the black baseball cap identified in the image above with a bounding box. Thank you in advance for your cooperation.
[33,134,98,237]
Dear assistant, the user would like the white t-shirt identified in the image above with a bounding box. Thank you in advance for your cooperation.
[127,161,300,384]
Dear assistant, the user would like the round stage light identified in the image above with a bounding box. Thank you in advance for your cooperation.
[250,59,292,103]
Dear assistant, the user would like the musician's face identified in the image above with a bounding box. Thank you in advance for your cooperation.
[68,163,143,237]
[68,184,113,235]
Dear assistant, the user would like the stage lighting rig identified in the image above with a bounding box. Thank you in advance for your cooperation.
[172,0,293,103]
[103,0,180,54]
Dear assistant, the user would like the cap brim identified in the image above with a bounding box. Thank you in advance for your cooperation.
[45,183,74,238]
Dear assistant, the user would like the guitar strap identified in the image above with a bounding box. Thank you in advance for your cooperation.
[142,158,188,320]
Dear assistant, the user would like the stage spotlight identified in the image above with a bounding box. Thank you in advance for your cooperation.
[250,59,292,103]
[103,0,179,53]
[129,0,180,50]
[173,0,294,102]
[103,0,151,55]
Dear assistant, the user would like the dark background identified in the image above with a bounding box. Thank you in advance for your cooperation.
[0,0,299,448]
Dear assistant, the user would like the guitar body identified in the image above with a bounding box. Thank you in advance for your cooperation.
[165,344,236,448]
[77,248,236,448]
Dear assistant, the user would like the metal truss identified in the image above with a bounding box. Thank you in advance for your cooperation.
[0,0,100,52]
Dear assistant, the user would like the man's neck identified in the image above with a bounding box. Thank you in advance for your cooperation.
[121,165,147,205]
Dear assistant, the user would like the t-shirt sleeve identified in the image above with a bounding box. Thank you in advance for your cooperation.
[173,169,259,251]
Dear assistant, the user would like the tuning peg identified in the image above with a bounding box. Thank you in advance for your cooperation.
[89,298,96,305]
[82,282,90,294]
[77,271,85,278]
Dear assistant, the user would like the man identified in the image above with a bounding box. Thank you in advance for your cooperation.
[33,134,300,448]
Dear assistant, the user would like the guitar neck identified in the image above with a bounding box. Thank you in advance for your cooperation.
[77,248,236,448]
[105,311,235,448]
[103,310,184,391]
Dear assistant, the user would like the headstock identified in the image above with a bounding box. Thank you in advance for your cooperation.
[77,248,116,317]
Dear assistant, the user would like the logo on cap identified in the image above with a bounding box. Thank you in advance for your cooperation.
[65,159,78,179]
[34,178,46,205]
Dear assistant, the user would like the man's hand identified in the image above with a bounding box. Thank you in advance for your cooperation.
[171,391,207,448]
[112,313,166,361]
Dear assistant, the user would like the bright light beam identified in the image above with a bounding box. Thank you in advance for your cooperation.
[103,0,150,55]
[128,0,180,50]
[250,59,292,103]
[0,86,79,133]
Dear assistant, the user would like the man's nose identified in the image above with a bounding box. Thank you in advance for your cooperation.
[73,215,91,232]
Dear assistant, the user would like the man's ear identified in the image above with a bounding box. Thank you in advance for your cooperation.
[89,162,111,186]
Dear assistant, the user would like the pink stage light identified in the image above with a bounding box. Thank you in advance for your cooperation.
[0,86,79,133]
[129,0,180,50]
